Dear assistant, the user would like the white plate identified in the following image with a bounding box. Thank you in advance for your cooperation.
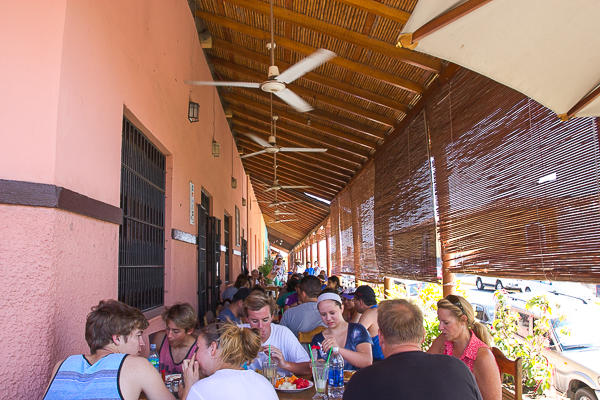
[275,380,314,393]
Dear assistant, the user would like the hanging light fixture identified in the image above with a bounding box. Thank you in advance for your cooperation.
[212,139,220,157]
[231,177,237,189]
[188,101,199,123]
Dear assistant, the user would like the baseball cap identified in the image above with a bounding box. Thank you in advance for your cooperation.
[354,285,377,303]
[341,287,356,300]
[232,287,252,302]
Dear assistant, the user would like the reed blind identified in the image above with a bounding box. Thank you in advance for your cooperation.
[374,111,438,282]
[429,69,600,282]
[350,162,379,281]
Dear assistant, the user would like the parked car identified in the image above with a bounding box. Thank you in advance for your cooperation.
[475,275,523,291]
[504,292,600,400]
[393,279,425,299]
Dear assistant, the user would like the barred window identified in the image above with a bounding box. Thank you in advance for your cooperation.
[118,117,165,311]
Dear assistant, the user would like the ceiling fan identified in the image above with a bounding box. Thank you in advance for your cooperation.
[184,0,336,113]
[268,217,299,224]
[241,115,327,159]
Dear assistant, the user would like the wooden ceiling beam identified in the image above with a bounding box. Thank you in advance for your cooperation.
[210,57,396,127]
[215,1,441,73]
[334,0,411,24]
[225,95,377,148]
[231,110,370,159]
[237,136,354,179]
[237,88,387,140]
[243,159,342,194]
[212,39,411,113]
[196,10,430,92]
[232,120,364,166]
[241,151,347,188]
[244,165,337,199]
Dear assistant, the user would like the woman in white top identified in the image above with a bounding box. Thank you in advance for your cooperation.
[182,323,277,400]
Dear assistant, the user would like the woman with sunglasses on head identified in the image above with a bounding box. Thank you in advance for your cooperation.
[428,295,501,400]
[182,323,277,400]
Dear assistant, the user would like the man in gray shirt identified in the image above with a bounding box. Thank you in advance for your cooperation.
[280,275,325,342]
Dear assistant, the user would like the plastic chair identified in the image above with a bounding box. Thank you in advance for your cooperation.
[492,347,523,400]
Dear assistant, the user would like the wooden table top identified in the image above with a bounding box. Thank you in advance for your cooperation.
[276,385,317,399]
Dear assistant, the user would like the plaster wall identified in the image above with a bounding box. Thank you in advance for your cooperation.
[0,1,267,398]
[0,205,117,399]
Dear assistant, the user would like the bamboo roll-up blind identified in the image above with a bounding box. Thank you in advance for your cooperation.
[374,111,438,282]
[429,69,600,282]
[339,189,355,276]
[350,162,380,281]
[329,198,342,276]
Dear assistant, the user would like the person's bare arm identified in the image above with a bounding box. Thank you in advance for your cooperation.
[180,352,200,400]
[357,309,376,334]
[338,342,373,369]
[473,348,502,400]
[43,359,65,396]
[121,356,175,400]
[268,346,312,375]
[426,334,445,354]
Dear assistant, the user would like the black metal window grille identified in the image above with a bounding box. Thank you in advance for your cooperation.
[224,215,230,282]
[118,117,166,311]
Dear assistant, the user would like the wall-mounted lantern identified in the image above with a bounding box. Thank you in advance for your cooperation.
[188,101,199,123]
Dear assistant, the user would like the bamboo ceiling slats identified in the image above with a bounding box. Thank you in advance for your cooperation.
[192,0,439,249]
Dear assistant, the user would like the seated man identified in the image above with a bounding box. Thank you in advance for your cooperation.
[218,287,251,324]
[280,275,326,338]
[343,299,483,400]
[354,285,384,361]
[44,300,175,400]
[243,291,311,375]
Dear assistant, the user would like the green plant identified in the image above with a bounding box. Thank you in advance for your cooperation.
[258,256,275,284]
[491,290,564,395]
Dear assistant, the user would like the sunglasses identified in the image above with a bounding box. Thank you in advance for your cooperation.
[445,295,466,316]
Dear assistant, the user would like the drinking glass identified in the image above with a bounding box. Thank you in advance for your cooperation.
[262,360,278,387]
[312,359,329,399]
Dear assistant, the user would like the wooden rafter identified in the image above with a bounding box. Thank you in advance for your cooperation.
[195,10,429,93]
[210,56,396,127]
[212,38,411,113]
[334,0,411,24]
[218,0,442,72]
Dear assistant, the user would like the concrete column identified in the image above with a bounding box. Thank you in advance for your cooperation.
[384,277,393,298]
[442,253,455,297]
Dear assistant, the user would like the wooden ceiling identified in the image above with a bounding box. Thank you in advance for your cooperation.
[191,0,443,250]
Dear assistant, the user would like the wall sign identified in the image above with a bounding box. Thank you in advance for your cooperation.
[189,181,195,225]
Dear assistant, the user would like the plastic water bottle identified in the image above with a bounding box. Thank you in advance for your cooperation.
[327,347,344,398]
[148,344,160,373]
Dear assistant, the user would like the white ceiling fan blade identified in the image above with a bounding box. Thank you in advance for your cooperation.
[184,80,261,88]
[244,132,271,148]
[280,147,327,153]
[263,187,276,192]
[275,212,295,215]
[277,201,303,205]
[281,185,312,189]
[276,219,299,223]
[274,89,313,113]
[240,150,267,159]
[276,49,336,84]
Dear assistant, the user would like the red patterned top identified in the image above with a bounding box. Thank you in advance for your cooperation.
[443,331,489,372]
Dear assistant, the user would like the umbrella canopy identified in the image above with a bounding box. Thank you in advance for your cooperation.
[399,0,600,119]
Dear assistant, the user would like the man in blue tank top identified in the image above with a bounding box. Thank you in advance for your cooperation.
[43,300,176,400]
[354,285,385,361]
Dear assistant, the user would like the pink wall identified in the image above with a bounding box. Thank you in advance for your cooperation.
[0,1,267,398]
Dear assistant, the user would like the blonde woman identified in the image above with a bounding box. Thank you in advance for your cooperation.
[182,323,277,400]
[428,295,501,400]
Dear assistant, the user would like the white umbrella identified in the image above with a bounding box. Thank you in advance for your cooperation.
[398,0,600,119]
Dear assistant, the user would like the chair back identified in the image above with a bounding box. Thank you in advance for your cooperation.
[492,347,523,400]
[298,326,326,344]
[203,310,215,327]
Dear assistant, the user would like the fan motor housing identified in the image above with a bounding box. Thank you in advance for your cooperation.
[261,80,286,93]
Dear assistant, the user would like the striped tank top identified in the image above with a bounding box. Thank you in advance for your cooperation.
[44,353,127,400]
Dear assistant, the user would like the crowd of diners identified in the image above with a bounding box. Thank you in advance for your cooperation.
[43,265,502,400]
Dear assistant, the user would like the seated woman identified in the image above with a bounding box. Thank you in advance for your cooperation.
[427,294,502,400]
[152,303,198,375]
[341,288,361,323]
[326,275,342,294]
[221,274,249,302]
[311,290,373,371]
[183,323,278,400]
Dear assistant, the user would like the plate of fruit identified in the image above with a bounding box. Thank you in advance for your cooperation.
[275,375,313,392]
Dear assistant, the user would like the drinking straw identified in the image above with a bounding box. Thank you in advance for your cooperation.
[268,345,272,364]
[309,346,315,364]
[325,348,332,364]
